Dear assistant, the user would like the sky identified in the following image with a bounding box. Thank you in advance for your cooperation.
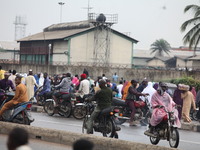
[0,0,199,50]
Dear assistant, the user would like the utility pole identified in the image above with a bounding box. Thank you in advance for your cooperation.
[82,0,93,20]
[58,2,65,23]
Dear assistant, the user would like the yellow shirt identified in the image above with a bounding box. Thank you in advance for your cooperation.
[0,69,5,80]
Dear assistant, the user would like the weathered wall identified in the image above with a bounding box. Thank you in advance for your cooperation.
[1,64,200,81]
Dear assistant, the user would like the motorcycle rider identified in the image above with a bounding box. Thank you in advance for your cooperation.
[53,73,72,107]
[126,80,148,126]
[0,75,28,120]
[0,72,15,105]
[86,79,113,134]
[145,82,181,134]
[38,72,51,104]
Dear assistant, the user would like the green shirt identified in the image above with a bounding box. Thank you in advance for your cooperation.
[95,87,113,109]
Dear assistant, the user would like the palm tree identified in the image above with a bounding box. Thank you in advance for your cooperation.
[181,4,200,56]
[150,39,171,57]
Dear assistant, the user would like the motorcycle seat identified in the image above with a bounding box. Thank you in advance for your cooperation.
[112,97,126,107]
[99,107,113,116]
[62,94,71,100]
[14,101,32,108]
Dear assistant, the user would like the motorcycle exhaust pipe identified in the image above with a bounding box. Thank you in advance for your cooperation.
[144,131,158,138]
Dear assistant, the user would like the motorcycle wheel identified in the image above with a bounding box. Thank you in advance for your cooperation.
[23,114,30,125]
[150,136,160,145]
[44,101,55,116]
[191,110,198,121]
[73,105,87,119]
[102,118,116,138]
[60,101,72,118]
[82,116,88,134]
[169,128,179,148]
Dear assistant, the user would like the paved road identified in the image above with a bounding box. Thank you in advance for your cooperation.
[30,112,200,150]
[0,134,71,150]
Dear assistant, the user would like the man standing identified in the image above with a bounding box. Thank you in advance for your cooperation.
[78,74,90,98]
[8,70,17,89]
[0,75,28,118]
[112,73,118,83]
[86,79,113,134]
[25,70,38,101]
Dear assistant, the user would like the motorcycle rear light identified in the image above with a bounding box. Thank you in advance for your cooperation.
[110,112,114,115]
[26,104,32,109]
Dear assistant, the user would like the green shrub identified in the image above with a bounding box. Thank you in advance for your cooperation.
[170,76,200,91]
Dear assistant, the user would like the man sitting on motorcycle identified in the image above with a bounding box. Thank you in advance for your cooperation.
[0,75,28,120]
[146,82,181,133]
[86,79,113,134]
[53,73,72,107]
[126,80,148,126]
[0,72,16,106]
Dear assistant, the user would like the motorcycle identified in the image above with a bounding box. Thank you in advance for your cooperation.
[112,97,151,125]
[43,87,75,118]
[82,104,121,138]
[0,91,34,125]
[73,94,95,119]
[144,105,180,148]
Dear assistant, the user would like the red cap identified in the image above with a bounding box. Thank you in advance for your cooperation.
[80,73,87,79]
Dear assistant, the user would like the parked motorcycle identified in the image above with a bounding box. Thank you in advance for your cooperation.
[144,105,180,148]
[112,97,151,125]
[43,87,75,118]
[0,91,34,125]
[82,103,120,138]
[73,94,95,119]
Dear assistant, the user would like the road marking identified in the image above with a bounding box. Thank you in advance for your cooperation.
[180,140,200,145]
[37,120,82,127]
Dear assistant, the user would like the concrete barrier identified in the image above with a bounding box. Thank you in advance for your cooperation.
[0,122,177,150]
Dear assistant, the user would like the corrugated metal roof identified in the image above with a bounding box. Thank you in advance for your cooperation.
[0,41,19,50]
[17,27,94,41]
[17,20,138,43]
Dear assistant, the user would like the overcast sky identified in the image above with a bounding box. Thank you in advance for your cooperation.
[0,0,199,50]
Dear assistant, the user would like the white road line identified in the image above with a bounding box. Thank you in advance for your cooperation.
[37,120,82,127]
[180,140,200,145]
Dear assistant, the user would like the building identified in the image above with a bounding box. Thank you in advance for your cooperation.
[17,20,138,68]
[0,41,19,64]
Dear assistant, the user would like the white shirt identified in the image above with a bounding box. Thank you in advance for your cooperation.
[117,84,123,98]
[79,79,90,97]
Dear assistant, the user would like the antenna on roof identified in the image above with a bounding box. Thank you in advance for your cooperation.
[82,0,93,20]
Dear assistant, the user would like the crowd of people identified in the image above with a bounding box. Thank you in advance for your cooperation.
[1,65,200,149]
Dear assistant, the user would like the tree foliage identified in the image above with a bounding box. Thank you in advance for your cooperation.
[181,4,200,55]
[150,39,171,57]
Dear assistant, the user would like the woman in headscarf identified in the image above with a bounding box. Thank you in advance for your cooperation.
[140,82,156,104]
[121,81,131,100]
[180,84,196,123]
[173,84,183,120]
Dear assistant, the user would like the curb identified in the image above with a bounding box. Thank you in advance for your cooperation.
[181,122,200,132]
[0,122,177,150]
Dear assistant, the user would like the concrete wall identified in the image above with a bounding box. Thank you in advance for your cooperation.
[147,59,165,67]
[110,33,132,65]
[1,64,200,81]
[0,122,177,150]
